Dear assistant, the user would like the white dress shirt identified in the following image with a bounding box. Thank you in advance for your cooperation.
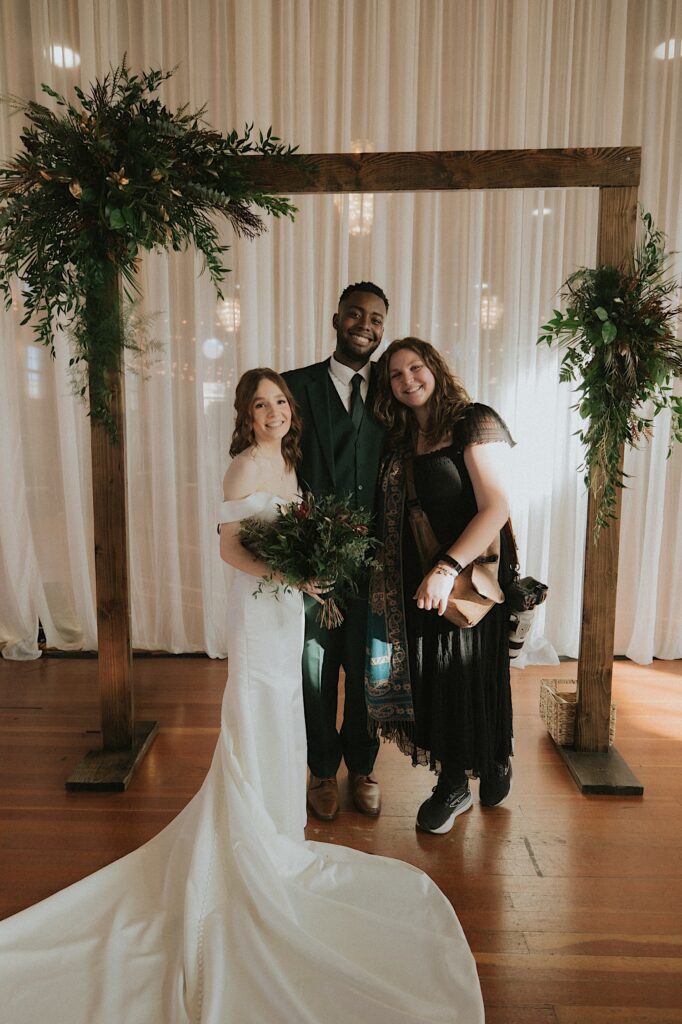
[328,355,372,413]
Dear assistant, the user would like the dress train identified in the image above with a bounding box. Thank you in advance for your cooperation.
[0,493,484,1024]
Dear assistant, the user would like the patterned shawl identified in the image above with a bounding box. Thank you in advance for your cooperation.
[364,451,415,744]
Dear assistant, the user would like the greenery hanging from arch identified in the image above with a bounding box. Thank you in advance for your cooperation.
[0,59,298,437]
[539,211,682,538]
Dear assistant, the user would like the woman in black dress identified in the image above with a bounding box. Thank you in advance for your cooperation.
[368,338,514,834]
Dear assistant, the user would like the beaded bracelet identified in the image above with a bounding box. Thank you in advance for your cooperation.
[434,565,457,578]
[437,553,464,574]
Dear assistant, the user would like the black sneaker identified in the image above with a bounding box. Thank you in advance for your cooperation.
[416,778,473,834]
[479,759,512,807]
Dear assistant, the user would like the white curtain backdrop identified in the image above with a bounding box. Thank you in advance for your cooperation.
[0,0,680,663]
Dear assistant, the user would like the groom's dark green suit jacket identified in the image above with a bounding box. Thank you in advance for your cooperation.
[282,359,386,518]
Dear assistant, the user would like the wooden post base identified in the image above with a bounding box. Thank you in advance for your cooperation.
[556,742,644,795]
[65,720,159,792]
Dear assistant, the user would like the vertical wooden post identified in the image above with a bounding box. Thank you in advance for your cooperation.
[575,458,624,751]
[575,186,637,752]
[555,184,643,794]
[89,298,134,751]
[66,264,157,790]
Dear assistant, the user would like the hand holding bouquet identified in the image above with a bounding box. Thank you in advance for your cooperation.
[239,493,378,628]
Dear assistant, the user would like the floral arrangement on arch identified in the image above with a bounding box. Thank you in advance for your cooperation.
[538,210,682,538]
[0,58,298,437]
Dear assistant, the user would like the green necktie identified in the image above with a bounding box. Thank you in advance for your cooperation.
[350,373,364,431]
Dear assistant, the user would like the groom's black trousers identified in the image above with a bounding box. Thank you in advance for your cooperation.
[301,593,379,779]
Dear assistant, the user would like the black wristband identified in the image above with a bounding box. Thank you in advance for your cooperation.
[438,553,464,574]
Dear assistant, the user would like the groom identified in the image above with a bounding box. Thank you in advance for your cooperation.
[283,282,388,820]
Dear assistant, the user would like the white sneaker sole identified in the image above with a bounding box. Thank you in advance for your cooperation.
[416,789,474,834]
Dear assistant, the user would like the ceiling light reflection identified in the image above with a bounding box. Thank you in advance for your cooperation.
[216,298,241,332]
[202,337,224,360]
[480,294,502,331]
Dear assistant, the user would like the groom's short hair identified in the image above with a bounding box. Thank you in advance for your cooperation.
[338,281,389,313]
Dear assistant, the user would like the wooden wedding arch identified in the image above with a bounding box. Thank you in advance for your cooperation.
[72,147,643,795]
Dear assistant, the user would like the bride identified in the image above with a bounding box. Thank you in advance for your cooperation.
[0,368,484,1024]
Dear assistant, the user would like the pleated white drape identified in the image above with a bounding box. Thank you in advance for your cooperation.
[1,0,680,662]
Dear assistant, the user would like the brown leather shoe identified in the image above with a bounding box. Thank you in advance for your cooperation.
[349,772,381,816]
[307,775,339,821]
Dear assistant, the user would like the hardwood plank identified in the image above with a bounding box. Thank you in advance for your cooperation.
[555,1009,682,1023]
[480,967,682,1010]
[524,933,682,958]
[485,1008,558,1024]
[478,952,682,975]
[1,656,681,1023]
[458,909,682,938]
[466,931,531,953]
[241,147,641,193]
[509,879,682,914]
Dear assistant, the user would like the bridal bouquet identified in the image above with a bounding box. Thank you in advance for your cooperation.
[239,493,378,628]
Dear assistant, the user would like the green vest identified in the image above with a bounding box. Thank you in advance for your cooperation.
[327,376,375,511]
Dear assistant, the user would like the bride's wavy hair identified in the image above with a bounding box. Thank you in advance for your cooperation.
[373,338,471,449]
[229,368,303,471]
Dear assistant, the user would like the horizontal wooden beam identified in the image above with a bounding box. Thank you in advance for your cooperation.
[242,147,641,194]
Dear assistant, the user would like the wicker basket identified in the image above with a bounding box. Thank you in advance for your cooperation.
[539,678,616,747]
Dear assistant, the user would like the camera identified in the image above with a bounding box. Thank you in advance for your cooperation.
[506,576,548,660]
[509,608,536,659]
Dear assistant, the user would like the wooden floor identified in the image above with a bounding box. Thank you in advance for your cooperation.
[1,655,681,1023]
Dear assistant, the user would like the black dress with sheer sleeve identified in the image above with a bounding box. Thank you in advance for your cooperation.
[401,403,515,780]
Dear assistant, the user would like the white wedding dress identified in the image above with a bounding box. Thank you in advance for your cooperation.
[0,493,484,1024]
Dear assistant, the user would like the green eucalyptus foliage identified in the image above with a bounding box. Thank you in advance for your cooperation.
[0,59,297,437]
[538,211,682,538]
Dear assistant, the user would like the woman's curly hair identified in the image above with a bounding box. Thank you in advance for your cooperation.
[373,337,471,450]
[229,368,302,471]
